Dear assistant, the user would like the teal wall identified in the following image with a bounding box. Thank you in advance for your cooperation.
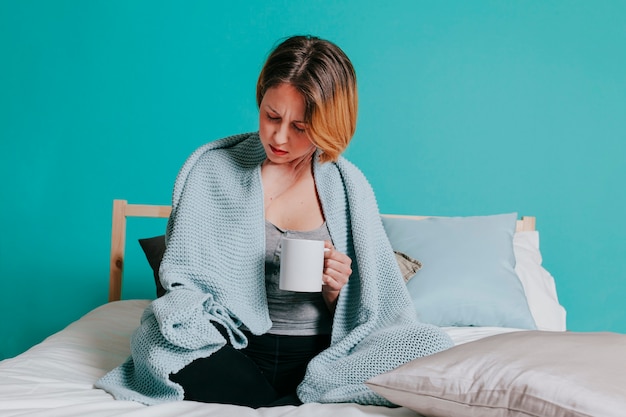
[1,1,625,359]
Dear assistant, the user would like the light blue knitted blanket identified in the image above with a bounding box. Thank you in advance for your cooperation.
[96,133,453,406]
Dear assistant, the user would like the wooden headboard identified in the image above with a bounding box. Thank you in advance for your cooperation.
[109,200,172,302]
[108,199,536,302]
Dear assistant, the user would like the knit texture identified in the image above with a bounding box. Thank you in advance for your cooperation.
[95,133,453,406]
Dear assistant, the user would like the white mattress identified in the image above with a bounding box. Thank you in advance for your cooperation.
[0,300,519,417]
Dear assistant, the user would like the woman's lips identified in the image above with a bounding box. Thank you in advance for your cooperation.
[270,145,288,156]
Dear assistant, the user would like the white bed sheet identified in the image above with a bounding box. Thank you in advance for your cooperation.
[0,300,517,417]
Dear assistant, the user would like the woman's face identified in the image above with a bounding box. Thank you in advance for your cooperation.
[259,83,316,165]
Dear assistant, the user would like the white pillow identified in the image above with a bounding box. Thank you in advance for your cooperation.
[513,231,566,331]
[366,330,626,417]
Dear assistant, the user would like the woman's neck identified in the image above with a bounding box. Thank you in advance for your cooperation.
[262,150,315,179]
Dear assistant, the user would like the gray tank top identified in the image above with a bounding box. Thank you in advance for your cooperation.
[264,220,333,335]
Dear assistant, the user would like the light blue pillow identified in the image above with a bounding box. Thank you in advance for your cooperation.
[382,213,536,329]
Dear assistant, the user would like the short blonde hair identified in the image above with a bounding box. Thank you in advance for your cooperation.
[256,35,358,163]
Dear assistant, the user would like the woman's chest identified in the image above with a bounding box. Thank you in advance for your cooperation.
[262,168,324,231]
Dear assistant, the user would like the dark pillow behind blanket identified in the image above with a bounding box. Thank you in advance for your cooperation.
[138,235,167,298]
[139,235,422,298]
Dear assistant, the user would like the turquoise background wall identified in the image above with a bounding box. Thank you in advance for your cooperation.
[1,1,624,359]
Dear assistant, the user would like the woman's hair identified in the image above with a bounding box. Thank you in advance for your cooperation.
[256,35,358,163]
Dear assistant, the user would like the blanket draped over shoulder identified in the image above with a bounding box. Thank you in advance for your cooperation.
[96,133,453,405]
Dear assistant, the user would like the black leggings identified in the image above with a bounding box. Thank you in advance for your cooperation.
[170,326,331,408]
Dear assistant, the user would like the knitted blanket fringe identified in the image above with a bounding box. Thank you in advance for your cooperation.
[96,132,453,405]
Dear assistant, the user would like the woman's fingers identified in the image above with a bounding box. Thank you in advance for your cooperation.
[322,241,352,291]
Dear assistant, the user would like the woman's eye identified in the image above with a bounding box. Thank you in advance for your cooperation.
[267,114,280,122]
[293,124,306,133]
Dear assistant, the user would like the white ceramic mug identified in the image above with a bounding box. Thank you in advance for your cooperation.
[279,237,327,292]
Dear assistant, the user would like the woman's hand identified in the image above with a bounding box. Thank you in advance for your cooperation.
[321,241,352,313]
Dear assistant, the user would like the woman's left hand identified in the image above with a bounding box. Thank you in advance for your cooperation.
[321,241,352,312]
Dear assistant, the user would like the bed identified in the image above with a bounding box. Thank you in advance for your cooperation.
[1,200,625,417]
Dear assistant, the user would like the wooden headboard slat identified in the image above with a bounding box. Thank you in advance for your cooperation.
[124,204,172,218]
[108,199,536,301]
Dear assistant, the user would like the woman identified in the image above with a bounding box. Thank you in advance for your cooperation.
[96,35,453,408]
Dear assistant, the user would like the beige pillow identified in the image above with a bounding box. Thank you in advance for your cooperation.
[366,330,626,417]
[394,251,422,282]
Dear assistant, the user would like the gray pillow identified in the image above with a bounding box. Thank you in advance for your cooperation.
[367,330,626,417]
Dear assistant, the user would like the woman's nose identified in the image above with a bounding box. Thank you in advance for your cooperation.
[274,124,288,144]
